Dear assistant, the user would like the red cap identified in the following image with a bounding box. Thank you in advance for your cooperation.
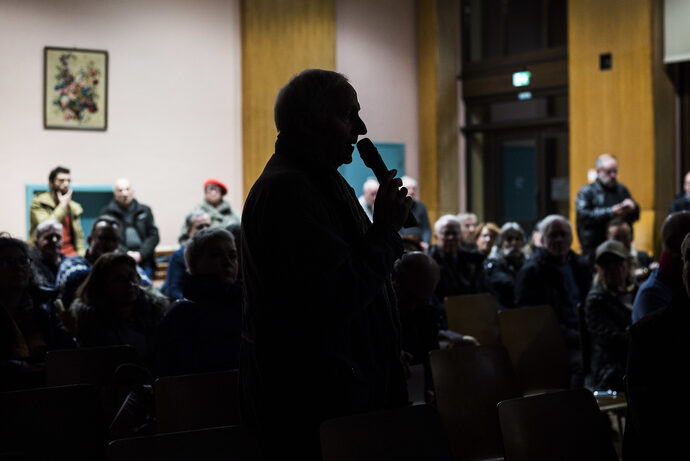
[204,178,227,196]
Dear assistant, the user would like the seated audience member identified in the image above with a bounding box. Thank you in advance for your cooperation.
[358,178,379,222]
[29,166,86,257]
[668,170,690,213]
[399,176,432,250]
[515,215,591,388]
[457,212,478,250]
[624,232,690,460]
[72,253,167,366]
[401,234,424,253]
[29,220,64,289]
[57,216,151,311]
[1,235,76,390]
[429,215,485,301]
[606,217,656,282]
[632,211,690,323]
[584,240,635,391]
[522,221,544,259]
[155,228,241,377]
[100,178,160,277]
[474,222,500,256]
[161,211,211,300]
[484,222,526,309]
[178,178,240,244]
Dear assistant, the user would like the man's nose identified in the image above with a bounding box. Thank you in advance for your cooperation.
[356,116,367,135]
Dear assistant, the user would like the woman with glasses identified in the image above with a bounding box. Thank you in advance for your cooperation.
[0,235,76,390]
[72,252,168,366]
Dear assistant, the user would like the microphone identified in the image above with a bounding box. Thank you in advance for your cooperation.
[356,138,418,228]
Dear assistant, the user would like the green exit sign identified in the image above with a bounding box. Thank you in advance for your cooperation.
[512,71,531,87]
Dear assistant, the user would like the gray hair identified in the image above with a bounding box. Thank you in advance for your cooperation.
[434,214,461,234]
[595,153,617,169]
[34,219,62,240]
[362,178,379,193]
[401,176,417,188]
[184,227,235,274]
[495,221,525,247]
[185,210,211,232]
[538,214,571,234]
[274,69,350,134]
[458,212,477,225]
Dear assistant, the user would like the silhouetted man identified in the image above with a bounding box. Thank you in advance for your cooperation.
[101,178,160,276]
[241,69,412,459]
[576,154,639,264]
[29,166,85,257]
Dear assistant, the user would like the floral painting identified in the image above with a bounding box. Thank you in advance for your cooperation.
[44,47,108,130]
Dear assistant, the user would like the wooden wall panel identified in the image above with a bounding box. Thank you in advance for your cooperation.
[241,0,336,197]
[568,0,674,255]
[418,0,460,232]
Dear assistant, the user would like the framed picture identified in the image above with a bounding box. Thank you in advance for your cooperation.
[44,47,108,130]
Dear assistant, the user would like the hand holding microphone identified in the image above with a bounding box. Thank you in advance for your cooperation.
[357,138,416,231]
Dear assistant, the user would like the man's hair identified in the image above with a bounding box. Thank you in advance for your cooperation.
[457,212,477,225]
[434,214,461,234]
[538,214,570,234]
[90,214,120,234]
[49,166,70,183]
[184,227,235,275]
[34,219,62,240]
[595,154,617,170]
[362,178,379,193]
[274,69,350,134]
[661,211,690,253]
[496,221,525,247]
[606,217,630,233]
[184,210,211,232]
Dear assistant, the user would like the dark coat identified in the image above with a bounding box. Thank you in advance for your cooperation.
[240,135,407,456]
[483,254,525,309]
[100,199,160,269]
[515,248,592,346]
[575,179,639,256]
[624,301,690,460]
[583,283,632,391]
[428,245,485,301]
[668,193,690,213]
[400,200,431,244]
[154,274,243,377]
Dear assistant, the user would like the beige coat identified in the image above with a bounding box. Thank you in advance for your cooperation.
[29,191,86,256]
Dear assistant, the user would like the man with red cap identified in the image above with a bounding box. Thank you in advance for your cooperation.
[178,178,240,243]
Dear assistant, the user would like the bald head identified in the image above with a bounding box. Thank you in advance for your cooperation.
[114,178,134,208]
[596,154,618,187]
[362,178,379,207]
[662,211,690,254]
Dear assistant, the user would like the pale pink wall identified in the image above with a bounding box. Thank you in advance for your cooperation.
[0,0,242,247]
[335,0,420,188]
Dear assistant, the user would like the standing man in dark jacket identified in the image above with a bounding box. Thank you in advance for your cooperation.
[241,69,412,460]
[515,215,592,387]
[575,154,639,265]
[669,171,690,213]
[100,178,160,277]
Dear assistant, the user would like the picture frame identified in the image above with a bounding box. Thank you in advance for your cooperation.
[44,46,108,130]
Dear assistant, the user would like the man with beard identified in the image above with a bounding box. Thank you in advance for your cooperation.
[240,69,412,459]
[29,166,85,257]
[515,215,591,387]
[483,222,527,310]
[576,154,639,265]
[29,219,64,288]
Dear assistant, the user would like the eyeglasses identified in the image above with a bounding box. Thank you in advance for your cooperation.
[0,256,31,268]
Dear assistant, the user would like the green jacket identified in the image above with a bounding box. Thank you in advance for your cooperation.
[29,191,86,257]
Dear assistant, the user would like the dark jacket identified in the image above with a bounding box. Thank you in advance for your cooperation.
[575,179,639,256]
[240,134,407,455]
[160,245,186,300]
[583,282,632,391]
[29,247,63,289]
[515,248,592,346]
[668,193,690,213]
[100,199,160,269]
[399,200,431,244]
[72,287,167,366]
[428,245,485,301]
[483,253,525,310]
[154,274,243,377]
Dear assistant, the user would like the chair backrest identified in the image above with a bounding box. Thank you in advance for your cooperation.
[46,345,139,387]
[444,293,501,345]
[320,404,453,461]
[498,305,570,393]
[498,388,618,461]
[0,384,106,461]
[407,363,426,405]
[154,369,240,433]
[108,425,256,461]
[429,344,521,461]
